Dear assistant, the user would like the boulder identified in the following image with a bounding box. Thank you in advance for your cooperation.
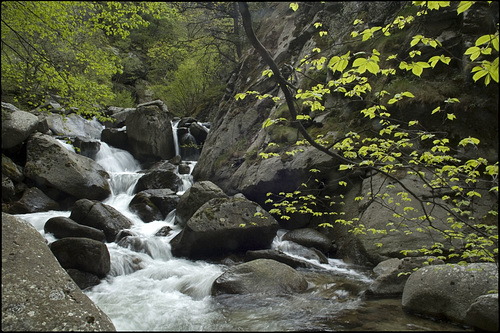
[175,180,228,227]
[353,171,463,265]
[2,213,115,331]
[45,113,103,140]
[49,237,111,278]
[2,174,16,201]
[5,187,60,214]
[245,249,325,269]
[402,263,499,323]
[133,169,182,194]
[211,259,308,296]
[101,127,129,151]
[66,268,102,290]
[44,216,106,242]
[282,228,332,254]
[1,103,40,149]
[71,137,101,160]
[171,197,279,259]
[367,257,444,297]
[126,100,175,163]
[465,293,499,332]
[129,189,179,222]
[2,154,24,183]
[189,122,209,144]
[24,133,111,201]
[70,199,133,242]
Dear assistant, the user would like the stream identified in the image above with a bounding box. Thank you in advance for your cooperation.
[14,120,470,331]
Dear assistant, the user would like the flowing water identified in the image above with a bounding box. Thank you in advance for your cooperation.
[14,124,471,331]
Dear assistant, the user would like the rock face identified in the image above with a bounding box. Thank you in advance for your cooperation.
[402,263,499,324]
[70,199,133,242]
[24,133,111,201]
[211,259,308,296]
[129,189,179,222]
[1,213,115,331]
[171,196,279,259]
[1,103,40,149]
[126,100,175,163]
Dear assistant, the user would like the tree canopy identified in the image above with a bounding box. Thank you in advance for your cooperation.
[238,1,498,266]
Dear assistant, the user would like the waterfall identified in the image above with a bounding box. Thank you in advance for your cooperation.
[171,119,181,157]
[14,125,395,332]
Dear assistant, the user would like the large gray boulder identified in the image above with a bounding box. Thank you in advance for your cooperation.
[1,213,115,331]
[211,259,308,296]
[126,100,175,163]
[1,103,40,149]
[171,197,279,259]
[175,181,228,227]
[402,263,499,324]
[70,199,133,242]
[44,113,103,139]
[24,133,111,201]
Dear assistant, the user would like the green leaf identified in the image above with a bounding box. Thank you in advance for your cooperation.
[262,118,274,128]
[289,3,299,11]
[475,34,495,46]
[457,1,474,15]
[412,62,431,77]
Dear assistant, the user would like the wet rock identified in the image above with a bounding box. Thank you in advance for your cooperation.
[402,263,499,324]
[245,249,325,269]
[133,169,182,194]
[50,237,110,278]
[70,198,133,242]
[24,133,111,201]
[171,197,279,259]
[6,187,60,214]
[101,127,129,151]
[66,268,102,290]
[155,226,172,237]
[2,213,115,331]
[71,137,101,159]
[211,259,308,296]
[44,216,106,242]
[282,228,332,254]
[129,189,179,222]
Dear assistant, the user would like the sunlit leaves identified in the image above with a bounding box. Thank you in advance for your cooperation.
[457,1,475,15]
[328,51,350,73]
[289,3,299,11]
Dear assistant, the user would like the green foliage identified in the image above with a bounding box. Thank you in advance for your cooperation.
[239,1,498,264]
[1,1,165,118]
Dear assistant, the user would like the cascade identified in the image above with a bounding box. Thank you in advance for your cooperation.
[16,122,457,331]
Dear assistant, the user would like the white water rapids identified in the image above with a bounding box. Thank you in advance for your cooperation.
[15,122,464,331]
